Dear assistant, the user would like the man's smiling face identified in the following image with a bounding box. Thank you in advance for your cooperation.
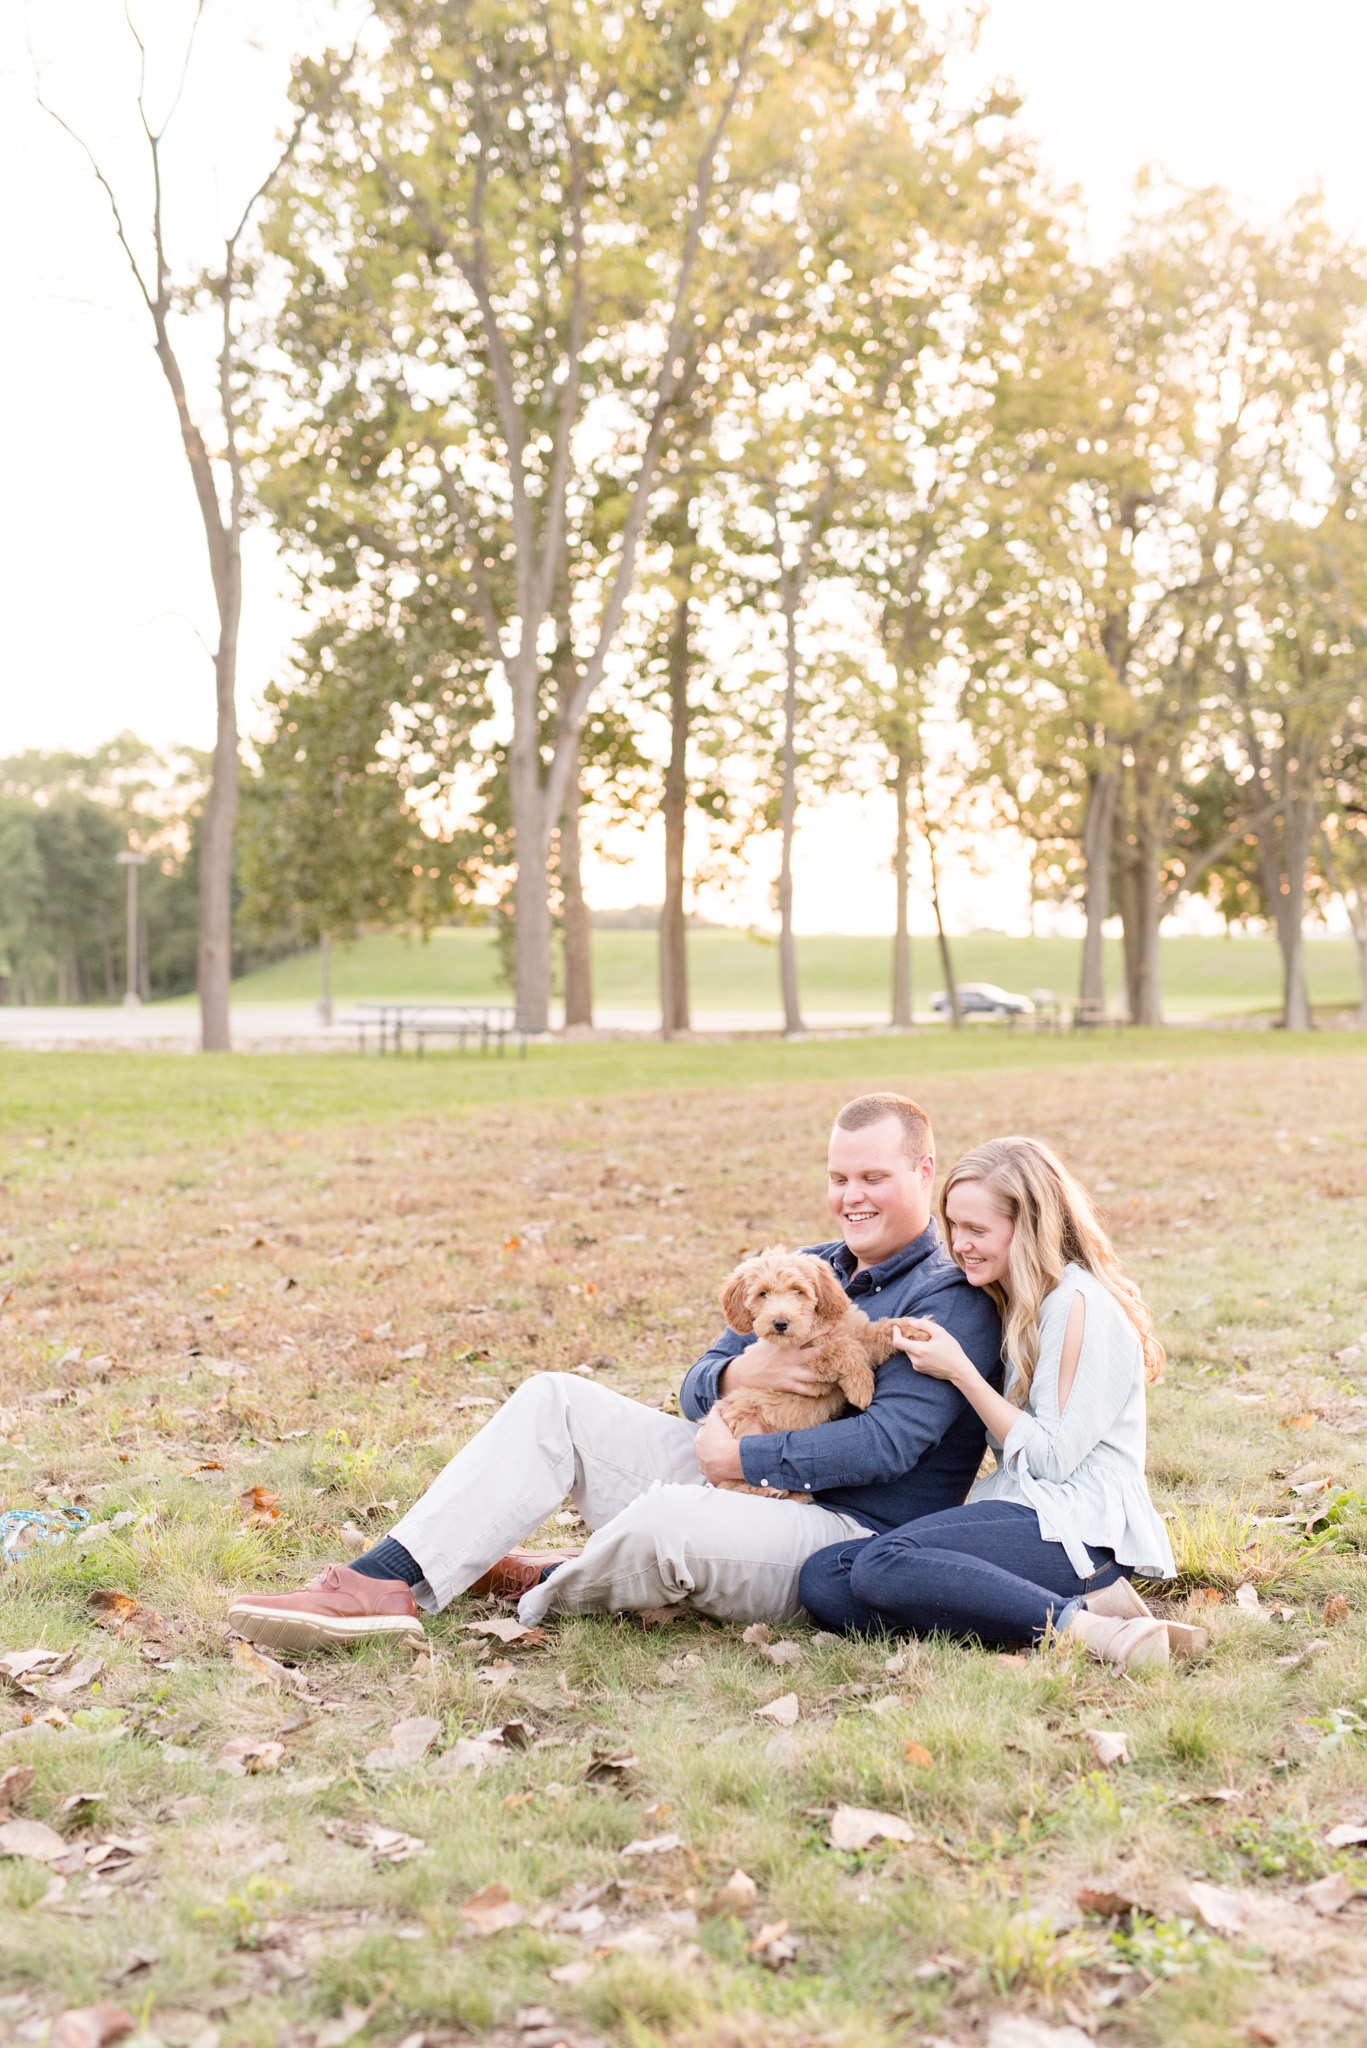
[825,1115,935,1271]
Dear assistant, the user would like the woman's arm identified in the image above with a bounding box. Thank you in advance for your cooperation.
[896,1285,1127,1482]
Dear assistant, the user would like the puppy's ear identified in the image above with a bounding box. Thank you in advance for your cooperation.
[811,1257,849,1326]
[720,1263,756,1334]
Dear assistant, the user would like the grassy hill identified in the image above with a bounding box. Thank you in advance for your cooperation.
[220,925,1365,1019]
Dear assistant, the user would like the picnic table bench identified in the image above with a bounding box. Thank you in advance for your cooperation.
[342,1001,531,1057]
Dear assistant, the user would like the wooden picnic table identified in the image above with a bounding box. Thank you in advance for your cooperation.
[343,1001,530,1057]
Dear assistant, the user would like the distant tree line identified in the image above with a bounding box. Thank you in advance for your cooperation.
[42,4,1367,1033]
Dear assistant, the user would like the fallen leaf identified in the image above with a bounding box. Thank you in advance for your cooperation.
[237,1486,281,1527]
[0,1649,71,1680]
[584,1751,637,1784]
[1084,1729,1130,1768]
[315,2003,371,2047]
[49,2006,134,2048]
[556,1671,583,1707]
[755,1692,799,1727]
[459,1880,525,1933]
[903,1742,933,1769]
[741,1623,772,1645]
[217,1738,285,1776]
[499,1719,536,1749]
[1077,1886,1136,1917]
[1325,1820,1367,1849]
[884,1648,909,1675]
[828,1804,916,1851]
[637,1605,684,1628]
[0,1817,69,1861]
[274,1275,298,1295]
[986,2017,1093,2048]
[88,1591,168,1639]
[0,1763,36,1807]
[1304,1871,1354,1916]
[46,1656,104,1698]
[548,1958,596,1987]
[1281,1412,1318,1429]
[1234,1583,1262,1613]
[717,1867,758,1909]
[355,1822,424,1863]
[464,1617,532,1645]
[759,1640,803,1668]
[620,1832,685,1858]
[1188,1880,1246,1933]
[104,1948,159,1986]
[1276,1638,1331,1669]
[1323,1594,1350,1624]
[746,1917,789,1952]
[365,1715,442,1769]
[229,1640,288,1687]
[1187,1588,1224,1608]
[1173,1786,1242,1805]
[747,1918,801,1967]
[183,1461,225,1478]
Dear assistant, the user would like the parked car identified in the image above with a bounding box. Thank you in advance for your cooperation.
[929,983,1035,1018]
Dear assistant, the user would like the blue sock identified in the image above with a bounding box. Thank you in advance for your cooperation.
[349,1535,424,1586]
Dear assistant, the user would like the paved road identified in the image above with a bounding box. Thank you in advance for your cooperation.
[0,1003,912,1050]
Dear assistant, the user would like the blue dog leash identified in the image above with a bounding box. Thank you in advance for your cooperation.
[0,1506,90,1562]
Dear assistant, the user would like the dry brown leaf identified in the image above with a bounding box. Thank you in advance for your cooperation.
[463,1617,530,1645]
[1187,1588,1224,1607]
[1234,1583,1262,1613]
[1323,1594,1350,1624]
[1077,1886,1136,1917]
[1325,1820,1367,1848]
[46,1656,104,1698]
[217,1738,285,1776]
[755,1692,799,1727]
[228,1640,287,1687]
[355,1822,424,1863]
[758,1640,803,1668]
[619,1832,685,1858]
[716,1867,758,1909]
[365,1715,442,1769]
[1084,1729,1130,1767]
[637,1605,684,1628]
[828,1805,915,1851]
[1304,1871,1354,1916]
[556,1671,583,1706]
[0,1817,69,1861]
[459,1880,525,1933]
[741,1623,772,1645]
[548,1958,596,1987]
[1188,1880,1246,1933]
[49,2006,134,2048]
[903,1742,933,1769]
[87,1591,168,1640]
[0,1763,36,1808]
[238,1485,282,1527]
[183,1461,225,1478]
[584,1751,637,1784]
[0,1648,71,1680]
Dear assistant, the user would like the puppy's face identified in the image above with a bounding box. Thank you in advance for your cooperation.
[720,1249,847,1345]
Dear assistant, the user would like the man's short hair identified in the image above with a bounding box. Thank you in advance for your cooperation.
[834,1092,933,1162]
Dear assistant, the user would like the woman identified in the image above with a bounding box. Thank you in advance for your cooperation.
[798,1136,1195,1672]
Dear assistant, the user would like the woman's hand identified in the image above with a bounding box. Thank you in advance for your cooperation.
[891,1317,972,1386]
[717,1336,828,1400]
[693,1404,745,1484]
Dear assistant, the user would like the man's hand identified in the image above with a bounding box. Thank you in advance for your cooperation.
[693,1405,745,1484]
[717,1336,827,1400]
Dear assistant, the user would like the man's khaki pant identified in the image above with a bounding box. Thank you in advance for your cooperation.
[389,1371,873,1626]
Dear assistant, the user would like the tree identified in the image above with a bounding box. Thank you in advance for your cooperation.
[38,5,312,1048]
[268,0,823,1030]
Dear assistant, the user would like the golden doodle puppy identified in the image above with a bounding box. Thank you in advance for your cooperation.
[714,1246,918,1501]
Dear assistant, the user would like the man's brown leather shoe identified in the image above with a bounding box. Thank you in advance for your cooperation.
[228,1563,424,1656]
[465,1548,581,1599]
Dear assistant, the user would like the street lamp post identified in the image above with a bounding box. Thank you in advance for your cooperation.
[115,851,149,1008]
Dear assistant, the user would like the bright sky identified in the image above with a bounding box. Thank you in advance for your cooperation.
[6,1,1367,935]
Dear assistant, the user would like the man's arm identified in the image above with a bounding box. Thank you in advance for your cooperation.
[678,1329,752,1420]
[733,1282,1002,1496]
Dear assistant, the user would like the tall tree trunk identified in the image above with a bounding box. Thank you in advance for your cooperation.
[198,626,240,1049]
[1256,795,1315,1029]
[1079,762,1117,1010]
[1115,761,1166,1026]
[890,747,913,1029]
[316,932,333,1027]
[660,570,691,1038]
[1318,828,1367,1027]
[777,593,804,1037]
[560,751,593,1029]
[924,822,961,1030]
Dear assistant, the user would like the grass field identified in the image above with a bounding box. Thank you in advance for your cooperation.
[212,927,1367,1021]
[1,1037,1366,2048]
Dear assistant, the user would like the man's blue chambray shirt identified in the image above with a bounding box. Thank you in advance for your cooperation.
[678,1221,1004,1535]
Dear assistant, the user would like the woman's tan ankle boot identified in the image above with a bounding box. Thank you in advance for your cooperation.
[1066,1607,1170,1672]
[1085,1579,1153,1621]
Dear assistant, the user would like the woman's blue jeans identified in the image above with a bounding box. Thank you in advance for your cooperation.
[798,1499,1131,1647]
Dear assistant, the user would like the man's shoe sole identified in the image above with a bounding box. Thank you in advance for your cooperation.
[228,1602,424,1656]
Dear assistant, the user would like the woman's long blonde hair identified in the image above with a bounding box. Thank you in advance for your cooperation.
[940,1136,1165,1405]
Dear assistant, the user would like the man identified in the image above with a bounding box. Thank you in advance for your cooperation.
[228,1092,1002,1655]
